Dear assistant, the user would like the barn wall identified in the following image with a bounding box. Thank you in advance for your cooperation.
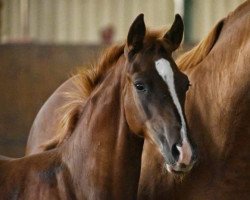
[0,44,101,157]
[0,0,246,43]
[187,0,245,42]
[1,0,175,44]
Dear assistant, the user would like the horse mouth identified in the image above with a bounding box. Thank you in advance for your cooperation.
[166,163,193,175]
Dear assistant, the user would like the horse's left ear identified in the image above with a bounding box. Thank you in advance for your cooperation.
[126,14,146,59]
[163,14,184,52]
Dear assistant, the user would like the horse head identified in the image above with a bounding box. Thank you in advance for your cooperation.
[124,14,197,173]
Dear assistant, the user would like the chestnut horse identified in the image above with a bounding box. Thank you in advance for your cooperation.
[139,1,250,200]
[0,14,196,199]
[25,2,250,199]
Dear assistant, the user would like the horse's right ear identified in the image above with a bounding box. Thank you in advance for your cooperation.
[126,14,146,59]
[163,14,184,52]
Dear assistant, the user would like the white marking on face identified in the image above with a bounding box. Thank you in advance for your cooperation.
[155,58,192,165]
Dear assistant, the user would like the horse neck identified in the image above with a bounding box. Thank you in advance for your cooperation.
[185,13,250,163]
[61,57,144,199]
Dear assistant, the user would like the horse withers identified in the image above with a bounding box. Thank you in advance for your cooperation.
[1,14,196,199]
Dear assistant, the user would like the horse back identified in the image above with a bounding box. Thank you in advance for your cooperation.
[26,76,78,155]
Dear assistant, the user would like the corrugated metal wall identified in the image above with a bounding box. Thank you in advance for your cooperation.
[187,0,245,42]
[0,0,246,43]
[1,0,175,44]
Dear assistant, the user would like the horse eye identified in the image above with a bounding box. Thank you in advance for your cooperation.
[134,82,146,91]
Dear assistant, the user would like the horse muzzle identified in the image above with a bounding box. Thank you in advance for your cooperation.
[166,140,198,174]
[166,162,194,174]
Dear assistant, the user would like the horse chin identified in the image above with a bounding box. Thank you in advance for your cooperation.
[166,163,193,175]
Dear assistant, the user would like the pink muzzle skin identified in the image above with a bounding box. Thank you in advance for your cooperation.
[166,140,193,173]
[176,140,192,166]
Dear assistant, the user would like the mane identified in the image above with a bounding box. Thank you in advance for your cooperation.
[42,30,164,150]
[176,19,224,71]
[42,44,125,150]
[177,0,250,71]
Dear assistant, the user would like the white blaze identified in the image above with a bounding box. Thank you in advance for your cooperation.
[155,58,192,165]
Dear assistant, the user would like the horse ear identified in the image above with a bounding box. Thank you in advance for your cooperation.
[126,14,146,58]
[163,14,184,52]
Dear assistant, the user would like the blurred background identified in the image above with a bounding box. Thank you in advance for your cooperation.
[0,0,245,157]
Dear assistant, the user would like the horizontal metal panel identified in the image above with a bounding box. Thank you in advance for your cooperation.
[0,0,245,43]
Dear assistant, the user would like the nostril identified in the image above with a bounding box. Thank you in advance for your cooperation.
[171,143,180,161]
